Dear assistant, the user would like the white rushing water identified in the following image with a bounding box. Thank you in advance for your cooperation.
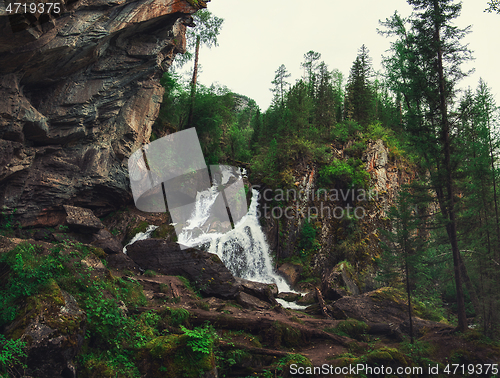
[208,188,293,293]
[176,166,294,293]
[123,224,158,254]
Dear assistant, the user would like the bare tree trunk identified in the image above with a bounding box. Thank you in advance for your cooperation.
[459,255,481,319]
[405,258,414,344]
[188,35,200,128]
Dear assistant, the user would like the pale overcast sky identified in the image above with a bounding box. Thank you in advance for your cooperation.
[183,0,499,111]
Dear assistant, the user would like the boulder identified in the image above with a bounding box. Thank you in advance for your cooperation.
[127,239,239,299]
[236,292,271,310]
[330,287,452,338]
[321,262,360,298]
[4,283,86,378]
[278,262,303,286]
[297,291,317,305]
[91,228,123,254]
[106,253,142,275]
[331,288,408,323]
[235,277,278,305]
[277,292,302,302]
[63,205,104,233]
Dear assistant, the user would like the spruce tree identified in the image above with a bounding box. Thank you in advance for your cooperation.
[381,0,473,332]
[345,45,376,126]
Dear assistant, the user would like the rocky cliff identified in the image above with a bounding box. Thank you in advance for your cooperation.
[260,138,415,291]
[0,0,206,227]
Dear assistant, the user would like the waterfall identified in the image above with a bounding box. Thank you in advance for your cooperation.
[176,167,293,293]
[208,189,293,293]
[123,224,158,254]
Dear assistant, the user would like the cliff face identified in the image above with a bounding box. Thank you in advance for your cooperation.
[261,139,414,291]
[0,0,205,227]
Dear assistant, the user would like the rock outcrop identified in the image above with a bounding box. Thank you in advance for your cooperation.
[0,0,206,227]
[127,239,241,298]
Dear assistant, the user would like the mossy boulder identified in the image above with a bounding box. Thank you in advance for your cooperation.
[151,223,177,242]
[137,334,217,378]
[262,321,304,349]
[4,280,86,378]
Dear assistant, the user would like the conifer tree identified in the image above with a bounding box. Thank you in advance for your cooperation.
[345,45,376,126]
[486,0,500,13]
[301,50,322,96]
[270,64,291,107]
[381,0,473,332]
[315,62,336,135]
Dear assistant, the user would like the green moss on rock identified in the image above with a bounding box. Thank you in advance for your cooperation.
[137,334,216,378]
[151,224,177,241]
[124,221,149,245]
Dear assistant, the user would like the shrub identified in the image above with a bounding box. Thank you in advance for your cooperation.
[0,334,27,375]
[180,325,217,356]
[318,159,370,190]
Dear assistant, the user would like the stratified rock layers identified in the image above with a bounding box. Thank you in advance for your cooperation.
[0,0,204,226]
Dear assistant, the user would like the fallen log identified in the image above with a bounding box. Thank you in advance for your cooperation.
[188,308,359,348]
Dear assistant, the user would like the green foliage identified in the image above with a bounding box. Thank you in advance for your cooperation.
[486,0,500,13]
[297,219,319,257]
[366,122,402,157]
[0,334,27,375]
[216,348,250,374]
[345,45,376,126]
[144,270,157,277]
[331,120,364,143]
[0,208,18,235]
[0,243,66,327]
[180,324,217,356]
[264,321,302,348]
[318,159,370,190]
[164,307,190,327]
[274,353,312,375]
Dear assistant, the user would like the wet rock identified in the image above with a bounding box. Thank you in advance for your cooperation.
[277,292,302,302]
[91,228,123,254]
[297,291,317,305]
[278,262,303,286]
[127,239,239,299]
[106,253,142,274]
[235,277,278,305]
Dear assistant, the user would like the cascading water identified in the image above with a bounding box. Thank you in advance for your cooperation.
[123,224,158,254]
[208,188,293,293]
[176,167,294,293]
